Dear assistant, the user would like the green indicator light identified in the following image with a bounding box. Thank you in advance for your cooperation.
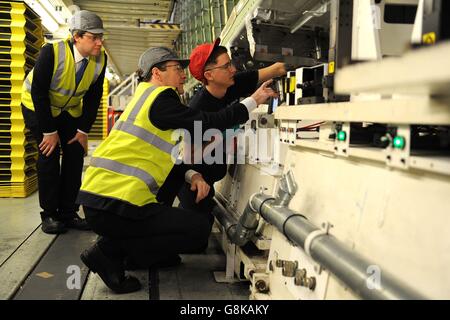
[337,131,347,141]
[393,136,405,149]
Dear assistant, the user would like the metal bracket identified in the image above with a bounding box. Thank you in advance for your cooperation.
[214,231,240,283]
[305,222,333,273]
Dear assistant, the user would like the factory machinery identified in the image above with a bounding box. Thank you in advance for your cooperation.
[182,0,450,299]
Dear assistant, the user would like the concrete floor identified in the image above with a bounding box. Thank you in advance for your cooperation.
[0,192,250,300]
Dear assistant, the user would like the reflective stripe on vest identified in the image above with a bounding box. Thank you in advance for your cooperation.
[114,121,174,155]
[88,85,174,197]
[111,86,174,155]
[24,77,77,111]
[127,86,155,121]
[21,40,106,117]
[25,74,90,111]
[50,41,103,98]
[80,83,177,207]
[92,54,103,84]
[24,77,31,91]
[50,41,65,92]
[90,157,160,195]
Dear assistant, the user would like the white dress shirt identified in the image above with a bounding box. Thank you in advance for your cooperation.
[74,45,88,72]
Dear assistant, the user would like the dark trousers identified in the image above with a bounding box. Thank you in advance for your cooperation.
[178,181,215,228]
[159,179,216,236]
[22,106,84,219]
[83,204,212,265]
[157,171,216,232]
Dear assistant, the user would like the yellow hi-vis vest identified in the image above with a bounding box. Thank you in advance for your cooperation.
[21,40,106,118]
[80,82,180,207]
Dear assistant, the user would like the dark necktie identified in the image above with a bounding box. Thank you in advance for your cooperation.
[75,58,88,86]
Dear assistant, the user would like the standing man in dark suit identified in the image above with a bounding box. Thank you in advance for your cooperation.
[21,10,107,234]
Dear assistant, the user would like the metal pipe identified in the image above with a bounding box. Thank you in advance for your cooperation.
[212,194,260,246]
[213,172,299,246]
[272,170,297,207]
[211,197,237,239]
[213,170,424,299]
[232,196,259,246]
[251,193,425,300]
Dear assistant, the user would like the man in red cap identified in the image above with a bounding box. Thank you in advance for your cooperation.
[174,38,287,229]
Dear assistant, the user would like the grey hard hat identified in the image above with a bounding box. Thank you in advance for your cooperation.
[138,47,190,79]
[69,10,105,34]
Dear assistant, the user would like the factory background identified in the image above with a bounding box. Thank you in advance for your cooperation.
[0,0,449,301]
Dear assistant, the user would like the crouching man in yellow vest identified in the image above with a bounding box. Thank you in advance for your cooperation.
[77,47,277,293]
[21,10,107,234]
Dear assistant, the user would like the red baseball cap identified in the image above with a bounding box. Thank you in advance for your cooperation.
[189,38,221,83]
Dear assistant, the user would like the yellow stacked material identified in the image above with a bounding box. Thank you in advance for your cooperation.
[0,1,43,197]
[89,78,109,140]
[102,79,109,139]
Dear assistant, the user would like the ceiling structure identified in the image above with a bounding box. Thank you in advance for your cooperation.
[64,0,181,78]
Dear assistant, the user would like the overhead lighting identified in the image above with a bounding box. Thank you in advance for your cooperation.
[38,0,66,25]
[24,0,59,32]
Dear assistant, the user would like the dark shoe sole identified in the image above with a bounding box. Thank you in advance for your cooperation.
[65,224,92,231]
[80,250,141,294]
[41,225,67,234]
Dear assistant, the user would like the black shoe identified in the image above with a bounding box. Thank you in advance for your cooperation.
[80,244,141,294]
[63,216,91,231]
[41,216,67,234]
[124,254,182,270]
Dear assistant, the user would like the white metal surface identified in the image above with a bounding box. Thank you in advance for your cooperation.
[335,41,450,96]
[283,147,450,299]
[274,97,450,125]
[212,0,450,297]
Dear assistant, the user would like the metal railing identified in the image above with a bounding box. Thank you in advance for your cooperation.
[108,72,138,109]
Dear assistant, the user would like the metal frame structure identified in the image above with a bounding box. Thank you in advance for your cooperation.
[177,0,239,92]
[197,0,450,300]
[63,0,182,78]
